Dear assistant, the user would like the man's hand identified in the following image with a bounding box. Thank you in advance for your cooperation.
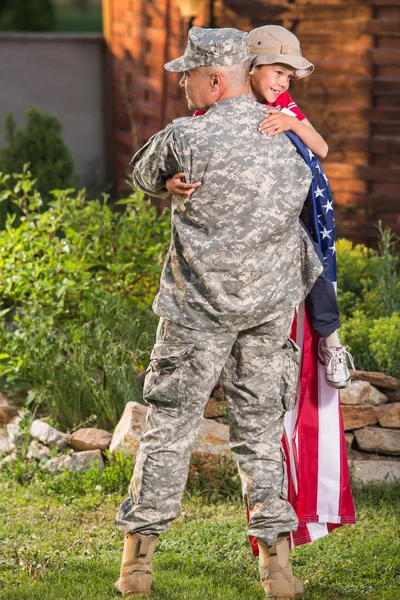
[258,108,297,137]
[166,173,201,198]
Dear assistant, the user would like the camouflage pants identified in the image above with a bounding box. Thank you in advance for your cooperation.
[115,312,300,546]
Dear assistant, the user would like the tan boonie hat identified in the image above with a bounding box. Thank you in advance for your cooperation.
[164,26,250,72]
[249,25,314,79]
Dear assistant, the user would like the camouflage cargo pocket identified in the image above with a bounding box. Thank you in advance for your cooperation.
[280,338,301,412]
[143,341,194,417]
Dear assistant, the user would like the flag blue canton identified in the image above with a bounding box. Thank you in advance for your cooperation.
[285,132,337,284]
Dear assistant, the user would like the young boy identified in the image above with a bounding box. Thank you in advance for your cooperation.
[249,25,328,159]
[166,25,353,388]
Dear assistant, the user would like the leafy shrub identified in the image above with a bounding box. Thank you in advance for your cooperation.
[339,311,375,372]
[0,109,75,225]
[0,169,170,428]
[0,0,56,31]
[337,225,400,377]
[369,313,400,378]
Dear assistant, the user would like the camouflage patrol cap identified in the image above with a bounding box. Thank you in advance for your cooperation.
[164,26,250,72]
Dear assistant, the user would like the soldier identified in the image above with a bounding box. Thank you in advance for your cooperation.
[115,27,323,599]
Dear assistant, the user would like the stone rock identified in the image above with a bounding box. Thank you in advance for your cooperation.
[367,385,389,406]
[0,389,26,408]
[110,402,231,458]
[345,433,354,449]
[341,405,378,431]
[7,417,24,448]
[349,370,398,390]
[377,403,400,428]
[0,394,19,425]
[26,440,50,460]
[0,427,10,455]
[204,399,227,419]
[0,451,17,466]
[354,427,400,456]
[45,449,104,473]
[386,388,400,403]
[109,402,147,457]
[30,420,70,450]
[340,382,388,406]
[340,381,370,405]
[193,418,230,456]
[69,428,112,451]
[350,459,400,483]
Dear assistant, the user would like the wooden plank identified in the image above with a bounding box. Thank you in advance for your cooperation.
[312,60,371,77]
[372,123,400,135]
[366,19,400,34]
[327,178,368,194]
[375,94,400,106]
[376,37,400,48]
[370,135,400,152]
[327,151,369,164]
[372,48,400,63]
[291,6,371,21]
[358,165,400,181]
[293,0,368,5]
[294,20,370,36]
[366,0,400,5]
[371,181,400,194]
[371,154,400,167]
[373,77,400,93]
[300,34,372,48]
[333,192,400,209]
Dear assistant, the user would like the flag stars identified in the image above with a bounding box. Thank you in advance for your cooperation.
[323,172,329,184]
[329,242,336,254]
[308,149,314,160]
[314,186,326,199]
[322,200,333,213]
[320,227,333,240]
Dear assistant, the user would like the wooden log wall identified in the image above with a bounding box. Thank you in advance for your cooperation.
[104,0,400,245]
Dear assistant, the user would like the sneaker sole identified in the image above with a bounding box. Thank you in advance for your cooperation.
[325,375,351,389]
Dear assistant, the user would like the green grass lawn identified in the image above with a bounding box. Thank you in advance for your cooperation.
[0,463,399,600]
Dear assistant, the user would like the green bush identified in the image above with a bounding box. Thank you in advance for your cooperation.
[0,169,170,429]
[337,226,400,377]
[370,313,400,377]
[339,311,375,372]
[0,109,75,226]
[0,0,56,31]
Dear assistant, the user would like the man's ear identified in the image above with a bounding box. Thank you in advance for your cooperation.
[249,65,255,76]
[210,72,222,91]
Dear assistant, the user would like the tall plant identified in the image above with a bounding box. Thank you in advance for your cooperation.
[0,109,75,226]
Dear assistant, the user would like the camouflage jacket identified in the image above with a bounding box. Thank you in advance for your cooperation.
[131,94,322,332]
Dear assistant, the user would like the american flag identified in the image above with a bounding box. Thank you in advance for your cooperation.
[250,132,356,554]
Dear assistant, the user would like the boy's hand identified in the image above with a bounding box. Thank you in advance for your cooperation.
[166,173,201,198]
[258,108,297,137]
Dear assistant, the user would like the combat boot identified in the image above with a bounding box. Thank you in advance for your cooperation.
[258,535,304,599]
[115,532,158,597]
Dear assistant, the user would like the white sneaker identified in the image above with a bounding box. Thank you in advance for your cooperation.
[317,340,355,389]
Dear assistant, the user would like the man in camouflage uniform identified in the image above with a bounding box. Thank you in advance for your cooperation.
[115,27,323,599]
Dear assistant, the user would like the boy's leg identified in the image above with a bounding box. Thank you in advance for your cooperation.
[115,318,236,537]
[305,266,340,339]
[301,224,354,388]
[220,311,299,547]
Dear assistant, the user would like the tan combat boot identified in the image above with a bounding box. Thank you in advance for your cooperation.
[258,535,304,599]
[115,532,158,597]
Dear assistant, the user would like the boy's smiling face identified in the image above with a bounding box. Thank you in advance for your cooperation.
[250,63,296,103]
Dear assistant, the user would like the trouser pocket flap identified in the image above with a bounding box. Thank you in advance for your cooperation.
[280,338,301,412]
[143,342,194,416]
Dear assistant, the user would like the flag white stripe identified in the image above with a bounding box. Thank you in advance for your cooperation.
[317,363,341,520]
[307,522,329,541]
